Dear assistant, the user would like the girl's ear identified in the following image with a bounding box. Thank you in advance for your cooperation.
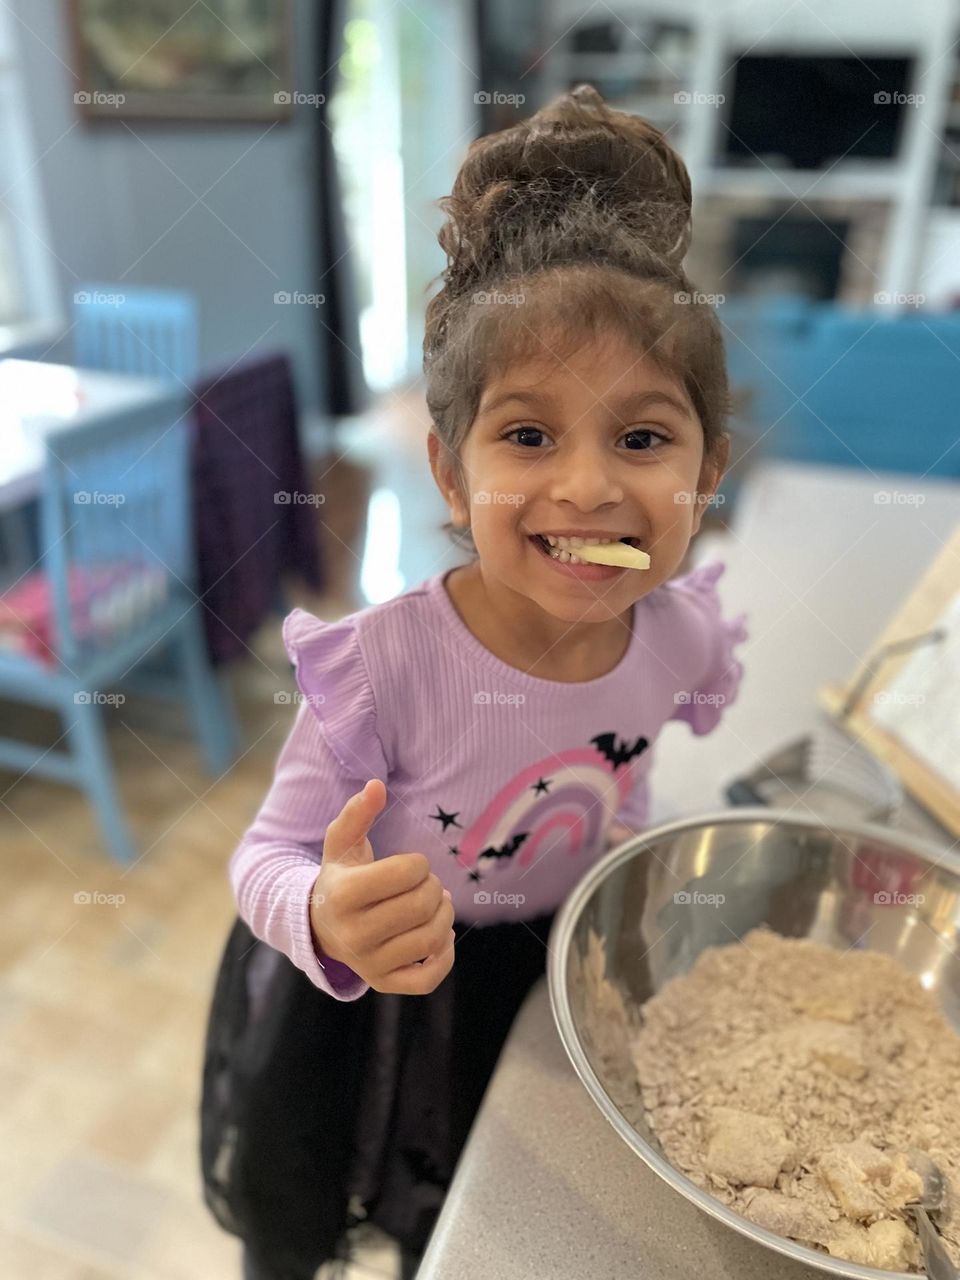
[427,430,470,527]
[691,434,730,534]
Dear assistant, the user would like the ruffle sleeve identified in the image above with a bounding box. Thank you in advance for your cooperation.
[666,560,749,736]
[281,607,389,784]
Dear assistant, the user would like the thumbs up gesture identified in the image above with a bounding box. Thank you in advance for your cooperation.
[309,779,456,995]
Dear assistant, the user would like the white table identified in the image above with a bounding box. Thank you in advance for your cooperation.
[0,359,184,510]
[418,459,960,1280]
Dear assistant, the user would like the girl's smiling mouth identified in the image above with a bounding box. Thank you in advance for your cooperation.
[527,531,643,579]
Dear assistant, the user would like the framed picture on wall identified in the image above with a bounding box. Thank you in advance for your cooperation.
[68,0,294,123]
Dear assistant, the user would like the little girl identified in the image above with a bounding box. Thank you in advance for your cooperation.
[201,83,748,1280]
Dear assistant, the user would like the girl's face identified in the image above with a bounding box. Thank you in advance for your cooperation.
[429,331,728,628]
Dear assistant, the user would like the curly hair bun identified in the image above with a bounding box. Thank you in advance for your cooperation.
[435,83,693,302]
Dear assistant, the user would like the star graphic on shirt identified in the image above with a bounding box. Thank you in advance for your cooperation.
[429,805,462,832]
[467,868,483,883]
[446,845,461,858]
[531,776,551,794]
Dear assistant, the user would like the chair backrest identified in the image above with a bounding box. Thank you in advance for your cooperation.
[776,311,960,475]
[73,284,199,385]
[40,392,193,666]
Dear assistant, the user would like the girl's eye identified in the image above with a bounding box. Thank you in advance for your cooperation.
[504,424,547,450]
[622,428,668,451]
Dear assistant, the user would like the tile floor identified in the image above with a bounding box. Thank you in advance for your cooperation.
[0,382,450,1280]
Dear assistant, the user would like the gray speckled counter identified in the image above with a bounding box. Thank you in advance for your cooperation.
[416,977,829,1280]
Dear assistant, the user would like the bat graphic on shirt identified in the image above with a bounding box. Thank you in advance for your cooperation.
[479,832,528,861]
[591,732,649,770]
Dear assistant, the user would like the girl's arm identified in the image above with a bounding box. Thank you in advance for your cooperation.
[229,699,370,1001]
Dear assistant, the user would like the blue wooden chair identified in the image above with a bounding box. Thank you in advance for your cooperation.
[73,284,199,384]
[0,394,239,863]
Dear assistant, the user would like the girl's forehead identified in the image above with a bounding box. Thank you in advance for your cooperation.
[480,343,687,407]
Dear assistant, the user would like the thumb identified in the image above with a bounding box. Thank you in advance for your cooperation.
[323,779,386,866]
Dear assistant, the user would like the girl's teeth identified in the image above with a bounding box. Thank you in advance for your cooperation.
[541,533,625,564]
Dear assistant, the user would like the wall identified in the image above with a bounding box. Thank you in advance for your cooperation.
[10,0,326,412]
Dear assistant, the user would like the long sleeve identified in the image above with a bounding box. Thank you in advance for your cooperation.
[667,561,749,736]
[229,700,371,1000]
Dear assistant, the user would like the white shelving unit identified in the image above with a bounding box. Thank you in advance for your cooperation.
[540,0,960,298]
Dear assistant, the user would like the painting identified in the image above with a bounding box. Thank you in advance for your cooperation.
[68,0,294,122]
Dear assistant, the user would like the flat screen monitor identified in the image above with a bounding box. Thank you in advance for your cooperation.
[719,54,915,169]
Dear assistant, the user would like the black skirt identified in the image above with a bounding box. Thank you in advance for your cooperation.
[200,909,556,1278]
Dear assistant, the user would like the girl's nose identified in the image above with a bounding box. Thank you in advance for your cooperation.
[547,449,625,509]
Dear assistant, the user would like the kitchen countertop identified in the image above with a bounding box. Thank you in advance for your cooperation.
[417,460,960,1279]
[418,974,846,1280]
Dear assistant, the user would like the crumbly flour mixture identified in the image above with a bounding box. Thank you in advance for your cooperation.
[574,926,960,1273]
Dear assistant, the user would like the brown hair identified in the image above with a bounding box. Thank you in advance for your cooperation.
[423,83,732,555]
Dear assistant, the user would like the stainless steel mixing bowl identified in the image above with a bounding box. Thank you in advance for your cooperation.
[547,807,960,1280]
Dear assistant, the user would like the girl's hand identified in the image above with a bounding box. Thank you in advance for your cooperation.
[309,779,456,995]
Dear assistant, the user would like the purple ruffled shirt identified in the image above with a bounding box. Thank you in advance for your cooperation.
[228,561,749,1000]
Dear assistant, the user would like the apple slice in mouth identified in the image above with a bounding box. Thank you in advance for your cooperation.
[574,542,650,570]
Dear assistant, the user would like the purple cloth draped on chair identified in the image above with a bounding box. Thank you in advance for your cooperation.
[190,352,324,665]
